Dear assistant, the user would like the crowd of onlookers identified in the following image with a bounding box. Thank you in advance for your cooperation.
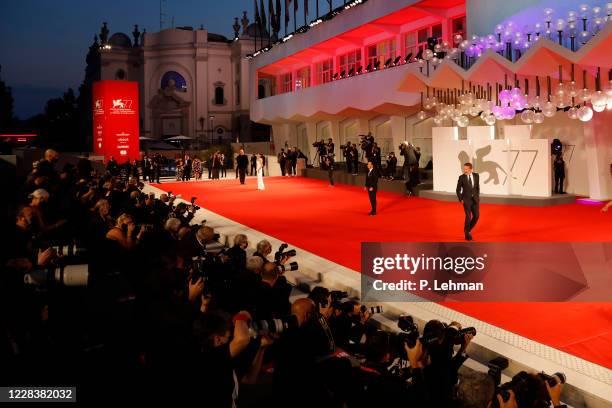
[3,149,568,407]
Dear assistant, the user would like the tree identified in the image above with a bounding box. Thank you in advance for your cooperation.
[0,66,15,128]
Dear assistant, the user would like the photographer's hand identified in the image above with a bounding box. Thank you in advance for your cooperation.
[188,277,204,303]
[319,295,334,320]
[279,255,289,265]
[37,248,55,266]
[489,391,518,408]
[546,375,563,406]
[405,339,424,369]
[459,333,474,353]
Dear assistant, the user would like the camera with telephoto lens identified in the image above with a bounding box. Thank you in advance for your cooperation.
[190,256,209,287]
[491,370,565,408]
[249,315,298,338]
[397,315,420,348]
[487,357,509,387]
[359,134,374,151]
[312,140,325,149]
[361,305,383,314]
[190,196,200,211]
[274,243,296,261]
[24,257,89,289]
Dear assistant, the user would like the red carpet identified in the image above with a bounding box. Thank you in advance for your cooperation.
[153,176,612,368]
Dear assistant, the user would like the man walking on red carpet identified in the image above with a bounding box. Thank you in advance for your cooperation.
[365,161,379,216]
[456,162,480,241]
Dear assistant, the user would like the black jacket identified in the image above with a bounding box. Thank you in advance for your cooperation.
[236,154,248,169]
[365,169,380,191]
[456,173,480,203]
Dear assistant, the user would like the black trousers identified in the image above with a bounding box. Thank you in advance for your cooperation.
[353,160,359,174]
[280,162,286,176]
[368,189,377,214]
[238,168,246,184]
[462,199,479,233]
[554,174,565,193]
[328,169,334,186]
[250,164,256,176]
[291,162,297,175]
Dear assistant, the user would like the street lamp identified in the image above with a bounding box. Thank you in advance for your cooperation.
[209,115,215,145]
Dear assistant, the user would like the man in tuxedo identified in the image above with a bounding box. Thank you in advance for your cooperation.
[365,161,379,216]
[456,162,480,241]
[236,149,249,184]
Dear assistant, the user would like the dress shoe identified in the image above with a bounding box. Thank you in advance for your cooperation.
[467,232,473,241]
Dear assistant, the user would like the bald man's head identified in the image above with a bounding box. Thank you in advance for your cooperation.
[44,149,59,163]
[196,226,215,245]
[261,262,279,284]
[292,298,316,327]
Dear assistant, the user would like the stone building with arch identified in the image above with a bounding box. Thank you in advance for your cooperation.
[95,16,267,143]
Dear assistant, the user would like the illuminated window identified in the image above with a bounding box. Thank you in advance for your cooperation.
[161,71,187,92]
[317,58,333,84]
[404,22,446,57]
[367,39,396,68]
[281,73,293,93]
[296,67,311,89]
[452,16,466,38]
[338,49,361,75]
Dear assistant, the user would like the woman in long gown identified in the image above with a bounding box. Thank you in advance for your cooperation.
[256,154,265,190]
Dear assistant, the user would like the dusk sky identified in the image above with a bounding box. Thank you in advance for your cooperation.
[0,0,338,119]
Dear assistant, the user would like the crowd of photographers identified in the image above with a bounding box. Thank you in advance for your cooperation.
[3,149,567,407]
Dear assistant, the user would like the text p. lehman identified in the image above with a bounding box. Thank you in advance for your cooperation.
[372,279,484,291]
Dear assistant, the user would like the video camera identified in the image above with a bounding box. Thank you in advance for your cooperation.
[359,134,374,152]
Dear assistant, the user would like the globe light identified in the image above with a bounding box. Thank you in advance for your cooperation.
[533,112,545,123]
[499,89,512,104]
[433,115,444,125]
[591,90,607,112]
[567,10,578,22]
[454,34,463,44]
[529,95,541,109]
[417,110,428,120]
[567,81,578,97]
[577,105,593,121]
[449,48,460,59]
[503,106,516,120]
[423,49,434,60]
[567,106,578,119]
[459,40,469,51]
[423,97,432,110]
[579,4,590,18]
[457,116,470,127]
[434,43,443,53]
[492,105,503,118]
[592,17,604,34]
[469,106,480,117]
[578,88,591,102]
[593,6,602,16]
[534,22,543,33]
[555,18,566,31]
[484,114,496,126]
[542,101,556,117]
[494,41,505,52]
[579,30,591,44]
[520,110,535,124]
[544,8,555,23]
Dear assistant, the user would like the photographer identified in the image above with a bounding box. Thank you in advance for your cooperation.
[252,262,292,320]
[277,148,287,176]
[193,310,257,407]
[323,154,335,187]
[422,320,473,407]
[226,234,248,271]
[105,213,146,251]
[328,299,372,353]
[170,202,196,227]
[386,152,397,180]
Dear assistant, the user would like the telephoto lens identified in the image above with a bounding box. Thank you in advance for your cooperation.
[249,315,298,337]
[361,305,383,314]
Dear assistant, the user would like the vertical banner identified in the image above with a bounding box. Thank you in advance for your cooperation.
[92,80,139,163]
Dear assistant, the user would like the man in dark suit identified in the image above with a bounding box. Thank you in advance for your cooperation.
[456,162,480,241]
[236,149,249,184]
[365,161,380,216]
